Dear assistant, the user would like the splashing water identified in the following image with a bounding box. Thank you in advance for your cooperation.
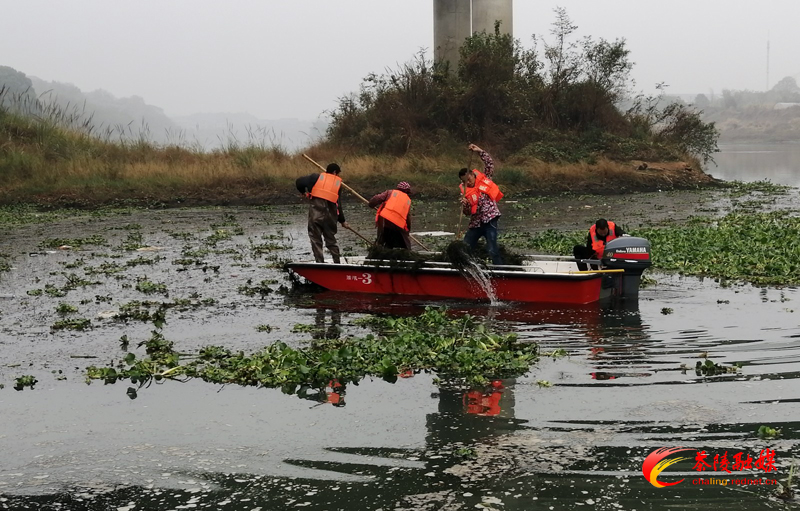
[462,259,500,306]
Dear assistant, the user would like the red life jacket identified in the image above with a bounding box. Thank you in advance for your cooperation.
[310,173,341,203]
[376,190,411,230]
[589,221,617,259]
[460,170,503,214]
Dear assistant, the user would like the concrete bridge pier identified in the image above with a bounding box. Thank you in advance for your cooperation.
[434,0,513,66]
[471,0,513,36]
[433,0,472,68]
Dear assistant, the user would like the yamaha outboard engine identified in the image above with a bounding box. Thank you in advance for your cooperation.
[602,236,652,297]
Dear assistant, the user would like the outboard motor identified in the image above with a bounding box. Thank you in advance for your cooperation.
[602,236,652,297]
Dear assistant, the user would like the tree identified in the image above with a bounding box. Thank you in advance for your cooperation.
[693,93,710,109]
[772,76,800,94]
[582,37,633,102]
[543,7,580,99]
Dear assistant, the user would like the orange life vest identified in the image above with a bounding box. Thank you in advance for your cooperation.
[589,221,617,259]
[460,170,503,215]
[310,173,341,203]
[376,190,411,230]
[464,390,502,416]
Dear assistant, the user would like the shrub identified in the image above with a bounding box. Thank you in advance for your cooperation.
[327,9,718,165]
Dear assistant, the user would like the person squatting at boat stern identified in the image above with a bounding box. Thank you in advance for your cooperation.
[572,218,626,271]
[368,181,413,250]
[295,163,351,263]
[459,144,504,265]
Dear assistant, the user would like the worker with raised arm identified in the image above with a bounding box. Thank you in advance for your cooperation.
[458,144,504,265]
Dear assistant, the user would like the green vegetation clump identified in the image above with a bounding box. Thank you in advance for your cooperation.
[327,9,718,164]
[0,253,11,274]
[135,279,168,295]
[637,211,800,285]
[86,308,538,392]
[14,375,37,391]
[55,302,78,315]
[757,425,781,439]
[237,279,274,298]
[519,209,800,286]
[51,318,91,331]
[695,359,740,376]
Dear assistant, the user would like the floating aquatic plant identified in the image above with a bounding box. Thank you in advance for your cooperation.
[694,358,740,376]
[238,279,274,298]
[13,375,37,391]
[757,425,781,439]
[55,302,78,315]
[86,308,539,394]
[135,278,168,296]
[523,210,800,286]
[51,318,91,331]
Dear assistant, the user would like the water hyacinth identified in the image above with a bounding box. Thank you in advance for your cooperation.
[522,210,800,286]
[86,308,539,393]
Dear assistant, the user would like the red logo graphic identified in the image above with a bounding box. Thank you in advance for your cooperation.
[642,447,693,488]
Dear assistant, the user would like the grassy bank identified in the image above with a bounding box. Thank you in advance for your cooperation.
[2,11,722,208]
[0,107,716,208]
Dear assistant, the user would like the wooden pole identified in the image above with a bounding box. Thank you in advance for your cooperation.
[301,153,431,251]
[455,148,474,239]
[345,224,375,247]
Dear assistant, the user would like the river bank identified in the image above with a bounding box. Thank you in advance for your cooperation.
[2,152,716,209]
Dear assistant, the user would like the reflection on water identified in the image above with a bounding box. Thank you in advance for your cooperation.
[4,275,800,510]
[712,143,800,186]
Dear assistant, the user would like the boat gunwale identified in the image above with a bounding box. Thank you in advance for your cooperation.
[286,261,606,281]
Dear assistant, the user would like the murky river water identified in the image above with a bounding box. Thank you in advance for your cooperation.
[712,142,800,186]
[2,154,800,510]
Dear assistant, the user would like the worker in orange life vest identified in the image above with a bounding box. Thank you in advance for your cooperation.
[459,144,504,265]
[573,218,626,271]
[295,163,351,263]
[368,181,413,249]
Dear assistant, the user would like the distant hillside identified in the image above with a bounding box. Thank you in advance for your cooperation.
[682,76,800,143]
[1,65,325,151]
[704,106,800,143]
[29,76,177,143]
[171,112,328,151]
[0,66,40,115]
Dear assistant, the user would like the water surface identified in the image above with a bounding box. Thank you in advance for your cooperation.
[1,164,799,509]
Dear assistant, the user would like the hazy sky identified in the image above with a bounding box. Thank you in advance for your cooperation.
[2,0,798,120]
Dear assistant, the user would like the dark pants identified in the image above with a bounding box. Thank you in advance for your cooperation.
[308,198,340,263]
[464,217,503,265]
[376,218,411,250]
[573,245,598,271]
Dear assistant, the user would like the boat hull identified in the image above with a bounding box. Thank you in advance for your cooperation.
[287,262,609,305]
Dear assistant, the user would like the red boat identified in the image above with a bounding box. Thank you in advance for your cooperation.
[287,237,652,305]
